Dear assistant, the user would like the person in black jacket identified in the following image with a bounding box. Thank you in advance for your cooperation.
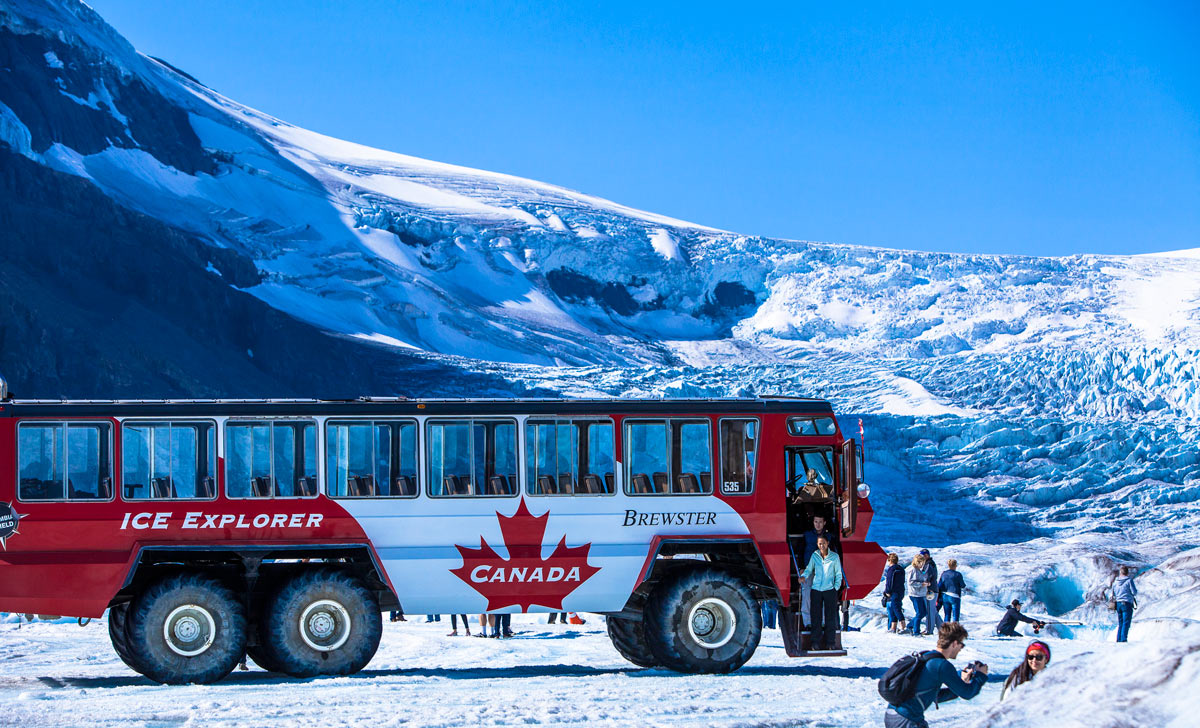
[882,553,906,632]
[995,599,1045,637]
[937,559,966,623]
[800,514,839,565]
[921,549,942,633]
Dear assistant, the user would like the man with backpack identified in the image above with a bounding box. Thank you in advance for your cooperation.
[1110,566,1138,642]
[879,622,987,728]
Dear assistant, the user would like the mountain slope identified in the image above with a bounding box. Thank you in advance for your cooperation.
[4,0,1198,381]
[1,0,1198,549]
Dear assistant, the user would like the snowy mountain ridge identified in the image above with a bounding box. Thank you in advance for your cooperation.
[4,0,1199,386]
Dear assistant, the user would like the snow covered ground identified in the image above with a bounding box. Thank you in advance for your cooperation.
[4,527,1197,727]
[1,603,1194,728]
[0,612,1146,728]
[969,637,1200,728]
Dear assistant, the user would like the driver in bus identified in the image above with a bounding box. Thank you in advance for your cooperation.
[793,468,832,502]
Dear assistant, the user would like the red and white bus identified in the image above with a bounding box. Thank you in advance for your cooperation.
[0,392,885,683]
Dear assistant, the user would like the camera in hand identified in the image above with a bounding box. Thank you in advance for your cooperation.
[965,660,986,672]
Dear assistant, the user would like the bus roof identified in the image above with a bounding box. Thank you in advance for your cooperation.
[0,396,835,418]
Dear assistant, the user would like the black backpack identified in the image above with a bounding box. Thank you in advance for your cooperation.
[878,651,939,706]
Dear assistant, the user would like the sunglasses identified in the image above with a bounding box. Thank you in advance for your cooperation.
[1027,653,1047,662]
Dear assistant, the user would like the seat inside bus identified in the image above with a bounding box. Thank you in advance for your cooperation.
[487,474,515,495]
[652,472,670,493]
[557,473,575,494]
[581,473,603,494]
[393,475,416,496]
[151,476,175,499]
[296,477,317,497]
[251,476,275,498]
[674,473,700,494]
[630,473,652,494]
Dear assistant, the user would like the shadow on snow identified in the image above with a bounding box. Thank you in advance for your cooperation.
[20,662,889,690]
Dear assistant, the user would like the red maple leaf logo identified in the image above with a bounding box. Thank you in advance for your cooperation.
[450,499,601,611]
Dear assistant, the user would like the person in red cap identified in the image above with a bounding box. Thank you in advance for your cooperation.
[1000,640,1051,700]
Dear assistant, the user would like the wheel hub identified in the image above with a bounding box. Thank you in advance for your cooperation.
[299,599,352,652]
[163,604,216,657]
[687,597,737,649]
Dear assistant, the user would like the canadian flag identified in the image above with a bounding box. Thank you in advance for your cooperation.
[450,500,601,612]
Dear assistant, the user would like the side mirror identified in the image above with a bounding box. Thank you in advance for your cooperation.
[857,482,871,499]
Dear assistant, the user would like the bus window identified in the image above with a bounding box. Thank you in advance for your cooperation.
[326,420,418,498]
[226,421,317,499]
[122,422,217,500]
[787,417,837,436]
[527,421,563,494]
[525,419,614,496]
[627,421,668,494]
[788,447,835,501]
[18,422,112,501]
[719,419,757,494]
[676,421,713,494]
[585,421,615,494]
[428,419,517,497]
[625,419,712,496]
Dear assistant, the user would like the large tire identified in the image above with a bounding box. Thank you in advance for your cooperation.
[607,615,659,668]
[125,573,248,684]
[245,641,286,673]
[261,569,381,678]
[643,567,762,673]
[107,603,147,673]
[244,609,288,673]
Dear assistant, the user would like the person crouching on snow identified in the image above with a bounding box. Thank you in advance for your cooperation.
[1000,639,1051,700]
[995,599,1045,637]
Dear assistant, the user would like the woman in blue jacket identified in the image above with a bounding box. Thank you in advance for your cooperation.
[801,535,844,650]
[937,559,966,623]
[882,553,906,633]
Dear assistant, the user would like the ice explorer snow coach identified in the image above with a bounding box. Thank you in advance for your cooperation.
[0,389,885,684]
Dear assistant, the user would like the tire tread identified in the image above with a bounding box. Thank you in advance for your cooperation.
[262,568,381,678]
[607,615,659,668]
[644,566,762,674]
[126,572,247,684]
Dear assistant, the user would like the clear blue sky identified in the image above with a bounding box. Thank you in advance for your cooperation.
[88,0,1199,256]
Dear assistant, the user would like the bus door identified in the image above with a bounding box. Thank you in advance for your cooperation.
[838,439,859,537]
[784,446,836,536]
[782,444,847,656]
[783,445,838,583]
